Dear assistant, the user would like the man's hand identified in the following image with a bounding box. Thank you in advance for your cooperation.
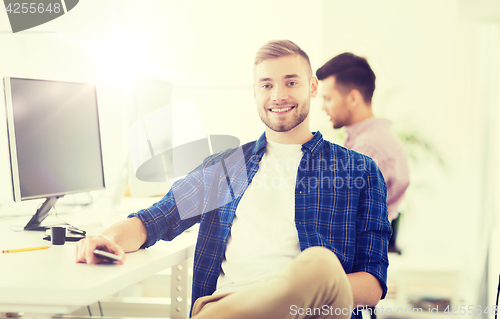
[76,235,125,265]
[75,217,148,265]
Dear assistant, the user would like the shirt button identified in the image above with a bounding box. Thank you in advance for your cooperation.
[227,222,231,227]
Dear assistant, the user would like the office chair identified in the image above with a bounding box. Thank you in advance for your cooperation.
[363,214,402,319]
[388,214,401,255]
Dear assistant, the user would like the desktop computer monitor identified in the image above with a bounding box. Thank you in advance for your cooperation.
[3,77,105,230]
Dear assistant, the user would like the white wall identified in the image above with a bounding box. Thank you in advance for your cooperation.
[0,1,132,206]
[117,0,324,144]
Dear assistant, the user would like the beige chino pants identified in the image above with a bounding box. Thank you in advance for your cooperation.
[191,246,354,319]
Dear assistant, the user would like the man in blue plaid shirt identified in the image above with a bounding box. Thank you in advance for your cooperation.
[76,40,391,319]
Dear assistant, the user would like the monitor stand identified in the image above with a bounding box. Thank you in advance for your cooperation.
[24,196,61,231]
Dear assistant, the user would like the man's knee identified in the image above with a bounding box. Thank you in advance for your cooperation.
[282,246,352,309]
[296,247,343,273]
[289,246,346,287]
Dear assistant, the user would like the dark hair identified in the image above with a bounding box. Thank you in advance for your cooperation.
[316,53,376,103]
[255,40,312,78]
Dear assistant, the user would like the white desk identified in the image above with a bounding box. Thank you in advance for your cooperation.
[0,200,197,319]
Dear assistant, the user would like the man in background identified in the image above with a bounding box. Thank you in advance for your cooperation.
[316,53,410,251]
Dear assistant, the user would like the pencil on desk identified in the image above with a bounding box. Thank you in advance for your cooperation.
[2,246,50,253]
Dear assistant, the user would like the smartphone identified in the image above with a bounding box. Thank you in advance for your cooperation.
[93,249,123,262]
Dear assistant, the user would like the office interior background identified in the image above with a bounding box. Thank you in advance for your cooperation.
[0,0,499,317]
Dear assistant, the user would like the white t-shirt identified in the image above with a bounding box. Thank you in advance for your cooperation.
[215,140,303,295]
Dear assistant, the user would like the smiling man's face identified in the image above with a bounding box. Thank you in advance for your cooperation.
[254,54,317,133]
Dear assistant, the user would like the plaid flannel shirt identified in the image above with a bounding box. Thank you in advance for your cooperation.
[129,131,391,318]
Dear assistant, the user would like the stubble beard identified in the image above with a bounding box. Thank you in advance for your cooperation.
[260,100,310,133]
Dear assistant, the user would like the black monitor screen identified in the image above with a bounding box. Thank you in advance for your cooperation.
[4,77,105,201]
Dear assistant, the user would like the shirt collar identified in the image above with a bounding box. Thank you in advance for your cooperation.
[301,131,324,155]
[251,131,325,160]
[252,132,268,160]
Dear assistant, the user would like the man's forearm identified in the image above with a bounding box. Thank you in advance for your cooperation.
[347,272,383,307]
[102,217,148,252]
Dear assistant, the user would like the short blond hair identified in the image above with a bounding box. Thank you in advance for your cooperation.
[254,40,312,78]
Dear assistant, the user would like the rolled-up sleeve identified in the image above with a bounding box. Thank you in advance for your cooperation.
[128,170,204,248]
[127,152,226,247]
[351,159,392,299]
[127,148,243,248]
